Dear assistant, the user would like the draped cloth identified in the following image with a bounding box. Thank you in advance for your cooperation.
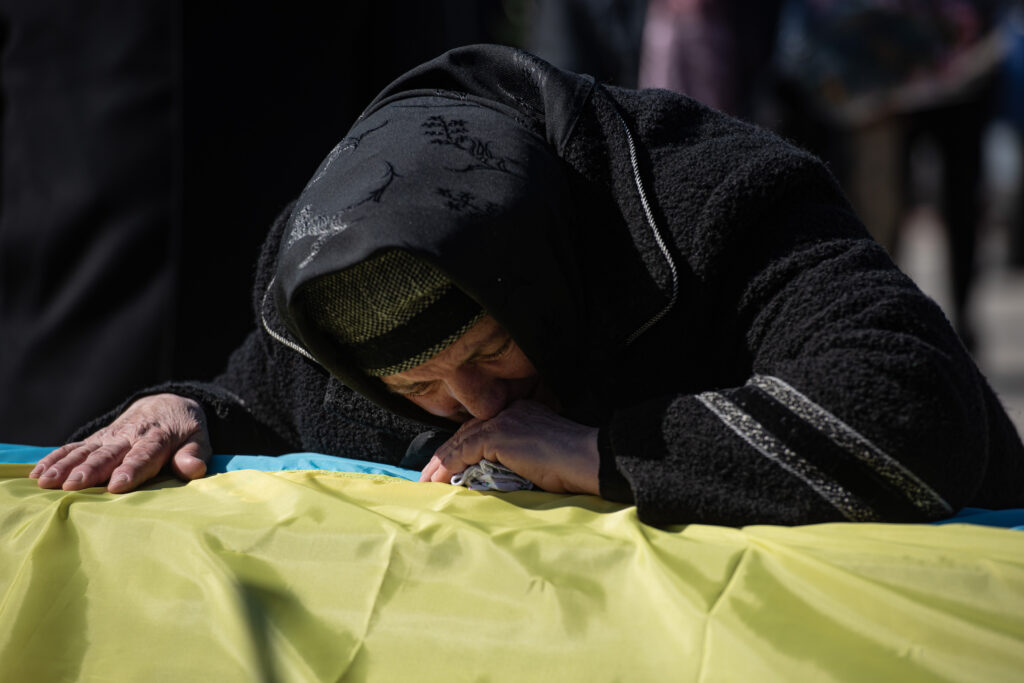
[2,459,1022,681]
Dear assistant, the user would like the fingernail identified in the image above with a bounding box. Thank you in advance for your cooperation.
[111,473,130,487]
[67,472,84,483]
[40,468,58,480]
[29,465,42,478]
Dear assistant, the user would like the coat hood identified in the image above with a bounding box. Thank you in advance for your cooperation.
[272,46,606,429]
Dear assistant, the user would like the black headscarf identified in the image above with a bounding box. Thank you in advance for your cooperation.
[273,92,593,429]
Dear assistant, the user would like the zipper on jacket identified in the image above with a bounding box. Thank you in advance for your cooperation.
[614,107,680,346]
[260,277,320,364]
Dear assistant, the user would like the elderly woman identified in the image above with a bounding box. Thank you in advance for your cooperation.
[30,45,1024,526]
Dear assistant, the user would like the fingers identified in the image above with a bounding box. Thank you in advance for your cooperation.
[420,454,462,484]
[418,455,443,483]
[30,442,81,480]
[168,435,210,482]
[106,436,176,493]
[61,439,135,491]
[32,436,207,494]
[32,442,91,488]
[420,419,491,484]
[29,393,213,494]
[416,401,601,495]
[31,440,129,491]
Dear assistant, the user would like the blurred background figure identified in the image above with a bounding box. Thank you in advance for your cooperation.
[528,0,648,86]
[1004,0,1024,267]
[771,0,1006,351]
[637,0,784,120]
[1,0,179,445]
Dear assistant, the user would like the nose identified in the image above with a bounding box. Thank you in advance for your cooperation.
[444,366,508,420]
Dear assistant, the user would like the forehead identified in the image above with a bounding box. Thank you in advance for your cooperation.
[380,315,506,383]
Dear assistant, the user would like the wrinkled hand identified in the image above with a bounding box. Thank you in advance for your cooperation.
[29,393,211,493]
[419,400,600,495]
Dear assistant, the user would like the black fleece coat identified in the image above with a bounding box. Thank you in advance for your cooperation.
[80,45,1024,526]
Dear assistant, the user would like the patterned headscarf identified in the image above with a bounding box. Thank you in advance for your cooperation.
[274,93,580,402]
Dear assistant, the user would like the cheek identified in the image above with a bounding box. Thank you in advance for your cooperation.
[404,394,441,413]
[487,351,543,402]
[496,348,538,379]
[403,393,470,422]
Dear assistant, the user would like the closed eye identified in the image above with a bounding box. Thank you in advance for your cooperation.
[475,336,513,362]
[387,381,437,397]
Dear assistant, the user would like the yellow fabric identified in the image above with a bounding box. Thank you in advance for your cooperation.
[1,464,1023,682]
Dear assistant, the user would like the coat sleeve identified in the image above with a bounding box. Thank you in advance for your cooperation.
[70,332,306,455]
[598,203,1024,527]
[73,206,423,462]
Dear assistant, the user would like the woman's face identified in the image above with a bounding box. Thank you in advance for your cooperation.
[379,315,555,422]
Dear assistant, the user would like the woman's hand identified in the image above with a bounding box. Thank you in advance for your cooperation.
[29,393,212,493]
[419,400,600,495]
